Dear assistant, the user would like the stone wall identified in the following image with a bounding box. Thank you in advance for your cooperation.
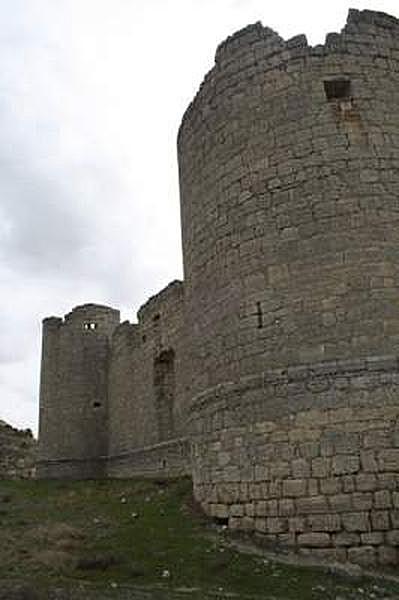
[107,438,190,479]
[178,9,399,566]
[190,356,399,566]
[0,420,36,479]
[38,283,189,480]
[107,280,188,477]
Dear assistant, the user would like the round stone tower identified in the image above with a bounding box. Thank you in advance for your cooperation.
[38,304,120,479]
[179,10,399,566]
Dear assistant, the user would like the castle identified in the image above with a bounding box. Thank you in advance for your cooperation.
[38,9,399,567]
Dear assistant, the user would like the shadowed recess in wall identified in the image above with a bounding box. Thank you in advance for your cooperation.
[154,348,175,442]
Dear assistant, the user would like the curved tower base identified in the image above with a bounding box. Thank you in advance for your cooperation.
[178,9,399,567]
[190,355,399,567]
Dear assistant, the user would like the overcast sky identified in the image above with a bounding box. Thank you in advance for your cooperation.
[1,0,398,435]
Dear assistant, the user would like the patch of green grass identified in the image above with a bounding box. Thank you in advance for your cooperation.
[0,478,398,599]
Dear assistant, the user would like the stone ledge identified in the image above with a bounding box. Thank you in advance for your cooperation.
[107,437,189,461]
[189,354,399,418]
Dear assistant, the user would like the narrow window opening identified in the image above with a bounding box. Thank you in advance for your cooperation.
[161,458,167,469]
[256,302,263,329]
[142,334,147,343]
[93,401,101,408]
[84,322,97,331]
[153,313,160,322]
[324,79,351,101]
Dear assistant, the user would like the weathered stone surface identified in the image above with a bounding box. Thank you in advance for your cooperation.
[210,503,229,519]
[297,496,328,514]
[298,533,331,548]
[0,420,36,479]
[334,532,360,547]
[341,512,370,533]
[386,530,399,546]
[282,479,307,498]
[370,511,390,531]
[307,513,341,532]
[332,456,360,476]
[361,532,384,545]
[348,546,376,566]
[378,545,398,565]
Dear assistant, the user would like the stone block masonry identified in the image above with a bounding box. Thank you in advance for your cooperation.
[0,420,36,479]
[178,8,399,567]
[38,9,399,567]
[189,357,399,566]
[38,304,120,479]
[38,282,190,481]
[107,280,187,465]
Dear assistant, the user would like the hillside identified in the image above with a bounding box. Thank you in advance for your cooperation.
[0,478,398,600]
[0,420,36,479]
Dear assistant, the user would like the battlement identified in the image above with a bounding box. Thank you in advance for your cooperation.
[346,8,399,29]
[42,303,120,340]
[178,8,399,140]
[214,8,399,64]
[214,21,284,64]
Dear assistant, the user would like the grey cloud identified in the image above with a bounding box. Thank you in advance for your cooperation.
[0,163,89,272]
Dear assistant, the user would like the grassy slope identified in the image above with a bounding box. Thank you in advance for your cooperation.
[0,478,398,599]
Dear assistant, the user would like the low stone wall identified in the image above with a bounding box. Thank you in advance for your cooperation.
[107,438,190,479]
[189,355,399,567]
[0,421,36,479]
[37,438,190,479]
[36,457,106,480]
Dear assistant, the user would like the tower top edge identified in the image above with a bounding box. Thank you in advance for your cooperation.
[69,303,120,314]
[178,8,399,140]
[214,9,399,63]
[42,303,120,327]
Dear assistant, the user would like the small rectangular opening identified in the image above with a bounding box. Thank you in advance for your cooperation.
[324,79,351,101]
[213,516,229,527]
[84,322,98,331]
[256,302,263,329]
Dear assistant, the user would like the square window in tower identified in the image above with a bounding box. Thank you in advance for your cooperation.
[324,79,351,101]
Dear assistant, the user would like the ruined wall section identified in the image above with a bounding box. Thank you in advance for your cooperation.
[38,304,120,479]
[0,420,36,479]
[107,280,190,477]
[179,9,399,566]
